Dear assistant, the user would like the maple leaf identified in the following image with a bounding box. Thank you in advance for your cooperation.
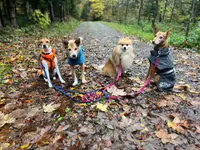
[107,85,127,96]
[43,103,60,113]
[155,129,179,145]
[167,120,180,132]
[96,103,108,112]
[0,112,15,128]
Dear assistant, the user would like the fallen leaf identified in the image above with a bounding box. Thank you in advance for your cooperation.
[20,143,30,149]
[167,120,180,132]
[190,101,200,106]
[96,103,108,112]
[0,112,15,128]
[155,129,179,145]
[107,85,127,96]
[43,103,60,113]
[175,94,187,100]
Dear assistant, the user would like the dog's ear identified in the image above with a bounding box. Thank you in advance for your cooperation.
[154,24,159,36]
[63,39,68,47]
[75,38,81,46]
[166,27,173,37]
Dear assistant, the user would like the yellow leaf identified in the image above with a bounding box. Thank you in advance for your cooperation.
[4,143,10,148]
[175,94,187,100]
[4,115,9,121]
[96,103,108,112]
[20,143,29,149]
[167,120,179,132]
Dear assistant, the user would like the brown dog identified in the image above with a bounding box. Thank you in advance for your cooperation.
[63,37,86,86]
[39,38,65,88]
[145,24,176,91]
[101,38,135,78]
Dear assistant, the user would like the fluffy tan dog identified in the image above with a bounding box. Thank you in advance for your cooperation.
[101,38,135,78]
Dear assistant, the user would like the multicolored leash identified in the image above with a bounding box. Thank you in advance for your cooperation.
[136,57,159,94]
[41,62,122,103]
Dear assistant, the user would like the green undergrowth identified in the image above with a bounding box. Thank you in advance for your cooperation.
[0,18,81,43]
[103,21,200,51]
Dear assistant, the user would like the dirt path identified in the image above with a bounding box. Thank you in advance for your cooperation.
[0,22,200,150]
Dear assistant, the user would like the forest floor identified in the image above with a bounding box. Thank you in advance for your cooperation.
[0,22,200,150]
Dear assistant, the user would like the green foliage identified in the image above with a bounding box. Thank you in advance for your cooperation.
[89,0,104,20]
[0,19,80,43]
[31,10,51,29]
[104,21,200,50]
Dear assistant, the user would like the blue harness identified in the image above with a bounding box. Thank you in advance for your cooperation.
[68,46,85,65]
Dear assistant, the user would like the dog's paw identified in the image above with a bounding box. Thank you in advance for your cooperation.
[61,79,65,83]
[72,80,78,86]
[82,79,87,84]
[48,83,53,88]
[53,77,56,80]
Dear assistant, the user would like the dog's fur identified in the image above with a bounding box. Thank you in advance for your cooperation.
[39,38,65,88]
[101,38,135,78]
[145,24,175,91]
[63,37,87,86]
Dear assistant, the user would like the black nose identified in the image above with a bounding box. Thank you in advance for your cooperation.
[152,41,155,44]
[72,54,76,58]
[43,45,47,48]
[124,47,126,50]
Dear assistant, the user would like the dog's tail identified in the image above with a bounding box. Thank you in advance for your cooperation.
[92,64,104,72]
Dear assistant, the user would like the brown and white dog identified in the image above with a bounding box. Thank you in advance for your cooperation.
[63,37,87,86]
[39,38,65,88]
[101,37,135,78]
[145,24,176,91]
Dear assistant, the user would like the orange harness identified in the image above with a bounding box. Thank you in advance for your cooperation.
[39,48,56,77]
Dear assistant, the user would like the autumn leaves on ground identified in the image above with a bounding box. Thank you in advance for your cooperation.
[0,21,200,150]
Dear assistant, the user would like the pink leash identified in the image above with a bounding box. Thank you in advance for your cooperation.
[136,58,159,94]
[81,64,121,102]
[103,64,121,92]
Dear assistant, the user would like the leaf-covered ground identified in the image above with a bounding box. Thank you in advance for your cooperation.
[0,22,200,150]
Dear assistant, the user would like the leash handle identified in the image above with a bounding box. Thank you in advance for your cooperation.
[136,57,159,94]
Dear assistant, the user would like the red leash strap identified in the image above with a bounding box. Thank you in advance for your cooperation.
[136,58,159,94]
[103,63,121,92]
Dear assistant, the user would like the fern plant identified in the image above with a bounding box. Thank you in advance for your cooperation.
[31,10,51,29]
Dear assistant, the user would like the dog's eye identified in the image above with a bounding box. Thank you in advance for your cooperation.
[46,41,49,43]
[75,48,77,50]
[122,44,124,46]
[126,44,128,46]
[68,49,71,51]
[155,35,157,37]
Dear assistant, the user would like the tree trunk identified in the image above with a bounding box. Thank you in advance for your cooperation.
[170,0,176,22]
[7,0,17,28]
[0,6,3,28]
[152,0,158,27]
[49,2,55,22]
[162,0,168,22]
[59,3,64,22]
[186,0,196,37]
[138,0,143,25]
[125,0,129,23]
[24,0,30,16]
[3,0,8,18]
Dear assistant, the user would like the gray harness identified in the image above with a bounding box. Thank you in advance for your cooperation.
[148,47,176,91]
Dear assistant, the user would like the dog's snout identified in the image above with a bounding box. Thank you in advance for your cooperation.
[43,44,47,48]
[124,47,126,50]
[72,54,76,58]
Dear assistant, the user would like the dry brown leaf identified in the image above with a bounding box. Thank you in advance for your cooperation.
[43,103,60,113]
[107,85,127,96]
[155,129,179,145]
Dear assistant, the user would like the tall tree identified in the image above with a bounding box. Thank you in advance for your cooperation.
[125,0,129,22]
[186,0,197,37]
[90,0,104,21]
[0,5,3,28]
[7,0,17,28]
[162,0,168,22]
[152,0,159,27]
[138,0,143,25]
[170,0,176,22]
[48,1,55,22]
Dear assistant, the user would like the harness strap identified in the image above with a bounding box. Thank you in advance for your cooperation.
[136,57,159,94]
